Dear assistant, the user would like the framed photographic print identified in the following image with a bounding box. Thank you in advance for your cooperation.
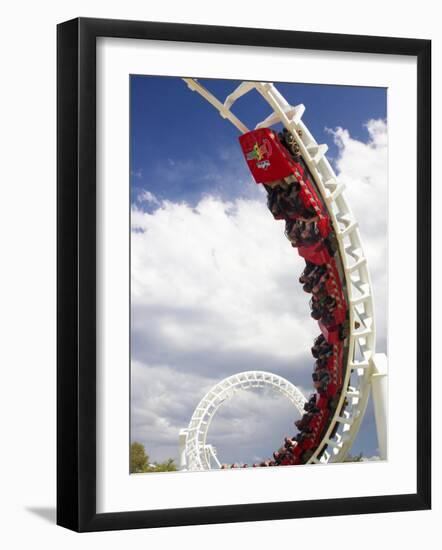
[57,17,431,532]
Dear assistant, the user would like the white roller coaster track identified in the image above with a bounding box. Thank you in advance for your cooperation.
[183,78,378,466]
[184,371,307,471]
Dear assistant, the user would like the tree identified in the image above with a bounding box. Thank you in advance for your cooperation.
[130,441,149,473]
[130,442,178,473]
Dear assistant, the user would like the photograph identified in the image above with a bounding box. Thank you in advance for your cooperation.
[129,76,388,473]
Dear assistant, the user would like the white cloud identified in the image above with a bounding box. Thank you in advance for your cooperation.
[328,119,388,352]
[137,189,159,205]
[131,362,216,455]
[329,119,387,238]
[131,196,316,362]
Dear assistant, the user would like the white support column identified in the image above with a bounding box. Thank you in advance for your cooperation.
[178,429,188,470]
[370,353,388,460]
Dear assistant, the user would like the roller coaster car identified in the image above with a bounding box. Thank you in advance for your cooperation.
[300,439,316,451]
[325,382,338,397]
[305,407,329,434]
[319,321,343,345]
[298,242,331,265]
[240,128,331,235]
[320,312,350,343]
[316,395,329,410]
[324,355,336,372]
[322,304,347,327]
[239,128,298,184]
[292,445,304,459]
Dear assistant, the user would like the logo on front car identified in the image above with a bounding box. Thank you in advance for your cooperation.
[246,138,272,162]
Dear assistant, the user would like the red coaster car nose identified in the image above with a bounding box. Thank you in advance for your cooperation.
[239,129,295,184]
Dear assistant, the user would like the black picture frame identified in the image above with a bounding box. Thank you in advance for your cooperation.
[57,17,431,532]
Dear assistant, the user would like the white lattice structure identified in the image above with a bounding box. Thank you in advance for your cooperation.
[182,371,307,471]
[182,79,386,466]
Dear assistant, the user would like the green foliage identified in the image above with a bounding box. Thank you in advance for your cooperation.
[130,441,149,473]
[130,442,177,473]
[147,458,177,473]
[343,452,363,462]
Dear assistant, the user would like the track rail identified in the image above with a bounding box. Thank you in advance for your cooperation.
[183,79,376,465]
[185,371,307,470]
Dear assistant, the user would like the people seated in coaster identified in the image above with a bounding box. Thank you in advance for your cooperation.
[273,449,286,464]
[277,182,302,218]
[313,370,330,383]
[318,296,337,326]
[303,281,314,293]
[295,413,314,431]
[310,266,327,287]
[296,430,315,443]
[313,374,331,394]
[301,265,327,294]
[310,298,323,320]
[267,186,286,219]
[302,265,326,293]
[311,282,328,300]
[287,217,323,248]
[321,310,336,326]
[318,343,334,359]
[284,436,298,450]
[314,357,329,371]
[285,218,303,246]
[294,193,317,221]
[312,270,329,290]
[304,396,320,414]
[299,261,316,284]
[314,334,326,347]
[267,179,319,223]
[312,339,333,359]
[299,220,321,246]
[311,294,337,322]
[311,272,329,297]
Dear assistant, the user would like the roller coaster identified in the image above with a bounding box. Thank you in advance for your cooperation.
[179,80,387,469]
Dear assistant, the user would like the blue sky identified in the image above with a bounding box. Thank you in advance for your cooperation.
[130,76,387,465]
[130,77,386,206]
